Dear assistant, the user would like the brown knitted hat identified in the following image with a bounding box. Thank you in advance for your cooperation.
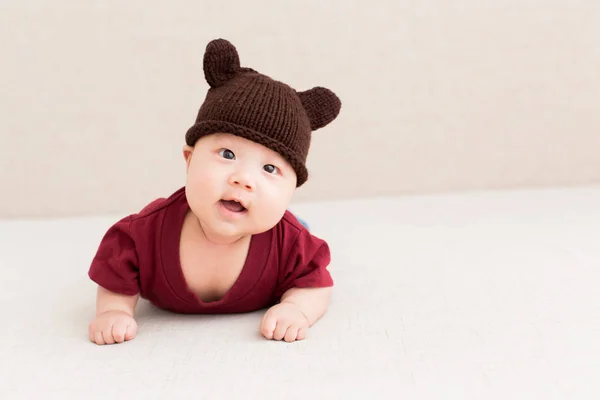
[185,39,341,187]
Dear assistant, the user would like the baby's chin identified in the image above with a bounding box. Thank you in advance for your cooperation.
[199,217,275,243]
[189,202,284,239]
[221,219,276,236]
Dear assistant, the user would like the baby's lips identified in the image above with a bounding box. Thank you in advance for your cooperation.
[220,199,247,213]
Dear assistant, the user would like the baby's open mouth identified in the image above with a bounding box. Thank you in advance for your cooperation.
[220,199,247,213]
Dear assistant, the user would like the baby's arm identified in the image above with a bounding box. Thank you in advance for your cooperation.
[260,286,332,342]
[261,222,334,342]
[88,286,140,345]
[281,286,332,325]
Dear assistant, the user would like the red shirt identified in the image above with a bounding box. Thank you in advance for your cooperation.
[88,187,333,314]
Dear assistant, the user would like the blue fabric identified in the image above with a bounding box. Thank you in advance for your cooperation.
[296,217,310,231]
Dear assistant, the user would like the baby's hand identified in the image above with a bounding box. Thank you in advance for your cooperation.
[260,302,309,342]
[88,310,138,345]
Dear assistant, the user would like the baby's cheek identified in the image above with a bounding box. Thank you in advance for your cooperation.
[263,198,288,222]
[185,184,211,215]
[188,168,220,198]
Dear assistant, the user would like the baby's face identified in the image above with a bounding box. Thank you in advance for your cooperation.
[183,132,297,243]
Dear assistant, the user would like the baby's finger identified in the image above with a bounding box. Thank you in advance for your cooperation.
[124,319,138,341]
[273,321,288,341]
[284,325,299,343]
[296,328,306,341]
[88,325,95,342]
[112,323,127,343]
[102,327,116,345]
[260,315,277,340]
[93,331,105,345]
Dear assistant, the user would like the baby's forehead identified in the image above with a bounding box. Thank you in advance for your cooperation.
[211,132,243,144]
[212,133,275,153]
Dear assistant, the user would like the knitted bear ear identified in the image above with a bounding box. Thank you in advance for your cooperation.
[203,39,241,88]
[297,87,342,131]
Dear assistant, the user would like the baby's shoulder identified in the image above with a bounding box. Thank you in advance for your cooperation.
[132,187,187,221]
[277,210,307,236]
[110,187,187,242]
[274,210,327,249]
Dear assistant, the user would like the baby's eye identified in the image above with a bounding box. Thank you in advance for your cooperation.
[263,164,279,174]
[218,149,235,160]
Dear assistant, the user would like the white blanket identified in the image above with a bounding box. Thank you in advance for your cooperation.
[1,185,599,399]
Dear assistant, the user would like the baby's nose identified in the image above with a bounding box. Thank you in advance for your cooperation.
[229,172,255,191]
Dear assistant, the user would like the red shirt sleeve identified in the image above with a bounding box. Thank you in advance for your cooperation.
[88,216,140,296]
[275,228,334,299]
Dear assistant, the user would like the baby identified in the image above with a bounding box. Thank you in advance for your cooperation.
[87,38,341,345]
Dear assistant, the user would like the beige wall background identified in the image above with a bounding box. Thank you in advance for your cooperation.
[1,1,599,218]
